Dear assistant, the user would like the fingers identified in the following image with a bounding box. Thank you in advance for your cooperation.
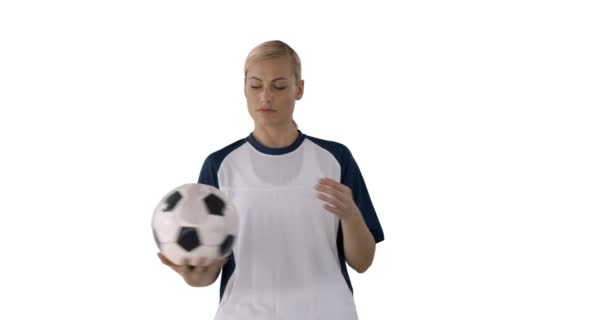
[158,252,176,267]
[191,256,209,274]
[168,257,188,276]
[316,179,350,204]
[211,257,228,268]
[318,178,350,194]
[322,203,340,215]
[158,252,188,276]
[317,192,345,209]
[158,253,226,278]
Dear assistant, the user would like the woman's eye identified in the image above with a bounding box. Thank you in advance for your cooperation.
[249,85,286,90]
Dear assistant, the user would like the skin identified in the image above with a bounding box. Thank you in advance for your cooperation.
[245,56,303,149]
[158,253,226,287]
[246,56,376,273]
[159,55,376,286]
[316,178,376,273]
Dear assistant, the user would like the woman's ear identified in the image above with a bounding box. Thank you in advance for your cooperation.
[296,79,304,100]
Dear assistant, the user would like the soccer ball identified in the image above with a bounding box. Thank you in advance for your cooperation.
[152,183,238,266]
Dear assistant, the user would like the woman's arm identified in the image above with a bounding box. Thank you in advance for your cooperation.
[342,211,376,273]
[316,178,377,273]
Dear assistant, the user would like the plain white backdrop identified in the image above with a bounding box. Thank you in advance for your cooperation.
[1,1,607,319]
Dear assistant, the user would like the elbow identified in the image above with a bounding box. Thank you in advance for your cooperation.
[345,232,377,273]
[351,254,375,274]
[354,264,370,274]
[356,257,375,273]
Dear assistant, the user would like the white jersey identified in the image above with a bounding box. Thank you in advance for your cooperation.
[198,130,384,320]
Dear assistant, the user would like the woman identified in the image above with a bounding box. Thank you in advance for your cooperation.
[159,40,384,320]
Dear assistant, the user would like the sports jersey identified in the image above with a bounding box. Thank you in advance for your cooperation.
[198,130,384,320]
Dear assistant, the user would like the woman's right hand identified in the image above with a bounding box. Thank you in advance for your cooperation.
[158,252,227,287]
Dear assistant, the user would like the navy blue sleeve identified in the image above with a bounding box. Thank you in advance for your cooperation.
[340,147,384,243]
[198,138,247,191]
[194,140,247,303]
[198,155,219,188]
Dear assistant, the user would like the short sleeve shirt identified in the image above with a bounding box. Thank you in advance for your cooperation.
[198,130,384,320]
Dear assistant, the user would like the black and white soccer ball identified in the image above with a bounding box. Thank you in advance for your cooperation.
[152,183,238,266]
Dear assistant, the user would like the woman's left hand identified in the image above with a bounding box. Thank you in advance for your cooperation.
[315,178,360,221]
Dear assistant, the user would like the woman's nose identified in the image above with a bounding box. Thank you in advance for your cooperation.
[260,87,272,102]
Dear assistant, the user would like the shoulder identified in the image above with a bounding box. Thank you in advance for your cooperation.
[198,137,248,186]
[204,137,248,166]
[304,133,352,161]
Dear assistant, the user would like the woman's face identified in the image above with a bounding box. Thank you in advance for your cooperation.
[245,56,303,128]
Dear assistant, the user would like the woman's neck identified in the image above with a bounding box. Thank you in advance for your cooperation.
[252,123,299,148]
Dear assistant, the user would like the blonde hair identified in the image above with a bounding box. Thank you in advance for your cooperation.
[245,40,302,130]
[244,40,302,82]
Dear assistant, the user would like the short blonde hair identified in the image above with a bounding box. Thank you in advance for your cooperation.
[244,40,302,82]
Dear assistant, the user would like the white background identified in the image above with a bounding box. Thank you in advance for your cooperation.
[1,1,607,319]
